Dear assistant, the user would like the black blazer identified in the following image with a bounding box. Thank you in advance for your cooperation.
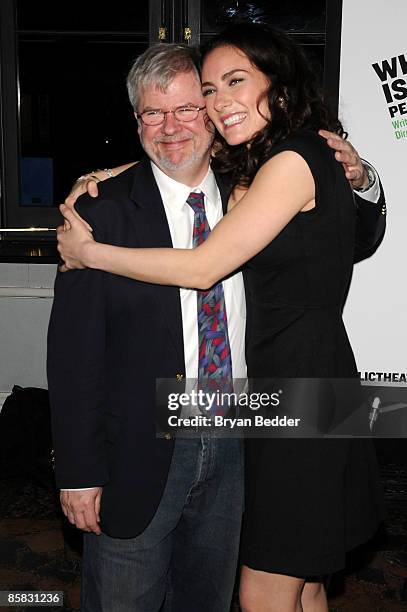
[354,179,386,262]
[47,157,386,538]
[47,159,231,538]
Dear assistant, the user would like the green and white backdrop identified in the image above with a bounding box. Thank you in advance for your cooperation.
[340,0,406,384]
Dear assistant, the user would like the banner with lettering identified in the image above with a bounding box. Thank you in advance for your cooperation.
[339,0,406,387]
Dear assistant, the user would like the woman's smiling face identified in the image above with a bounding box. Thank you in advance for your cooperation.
[201,45,271,146]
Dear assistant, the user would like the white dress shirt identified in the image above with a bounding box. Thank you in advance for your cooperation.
[151,162,247,382]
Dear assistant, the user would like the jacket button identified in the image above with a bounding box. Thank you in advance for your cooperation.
[176,373,184,381]
[164,432,173,440]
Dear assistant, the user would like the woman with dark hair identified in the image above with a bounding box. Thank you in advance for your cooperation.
[58,23,383,611]
[204,23,345,189]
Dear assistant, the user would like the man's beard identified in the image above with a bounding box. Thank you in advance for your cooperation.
[142,133,213,174]
[157,151,205,172]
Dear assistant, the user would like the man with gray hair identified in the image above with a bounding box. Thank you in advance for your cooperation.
[48,42,386,611]
[49,43,245,612]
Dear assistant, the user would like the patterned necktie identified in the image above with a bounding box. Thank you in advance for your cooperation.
[187,192,233,414]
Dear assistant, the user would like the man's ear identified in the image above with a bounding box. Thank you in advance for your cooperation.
[135,112,142,135]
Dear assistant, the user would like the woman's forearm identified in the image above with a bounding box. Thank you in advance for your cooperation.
[91,162,137,182]
[66,163,139,205]
[83,241,211,289]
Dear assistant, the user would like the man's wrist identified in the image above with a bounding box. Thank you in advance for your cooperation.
[354,162,376,192]
[353,161,381,204]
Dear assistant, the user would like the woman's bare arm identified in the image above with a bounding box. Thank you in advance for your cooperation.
[82,162,137,183]
[59,151,315,287]
[65,162,138,206]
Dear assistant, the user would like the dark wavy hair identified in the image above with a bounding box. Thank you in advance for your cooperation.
[201,23,346,187]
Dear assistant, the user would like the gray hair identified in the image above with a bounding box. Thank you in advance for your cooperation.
[126,43,201,112]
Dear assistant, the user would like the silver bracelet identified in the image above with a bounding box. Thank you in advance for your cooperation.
[77,173,100,183]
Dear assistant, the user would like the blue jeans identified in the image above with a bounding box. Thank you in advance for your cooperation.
[81,435,244,611]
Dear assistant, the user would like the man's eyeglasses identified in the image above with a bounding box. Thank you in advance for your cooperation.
[136,105,206,126]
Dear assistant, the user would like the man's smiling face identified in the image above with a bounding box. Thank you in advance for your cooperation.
[136,71,214,184]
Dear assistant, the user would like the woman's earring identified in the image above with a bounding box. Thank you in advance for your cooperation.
[278,96,287,109]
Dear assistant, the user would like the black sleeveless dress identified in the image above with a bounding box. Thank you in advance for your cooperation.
[241,130,384,576]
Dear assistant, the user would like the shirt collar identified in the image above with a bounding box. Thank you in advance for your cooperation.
[151,162,219,211]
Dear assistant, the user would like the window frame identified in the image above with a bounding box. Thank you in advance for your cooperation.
[0,0,343,260]
[0,0,157,232]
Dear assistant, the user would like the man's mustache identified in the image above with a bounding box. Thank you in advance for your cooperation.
[154,135,193,144]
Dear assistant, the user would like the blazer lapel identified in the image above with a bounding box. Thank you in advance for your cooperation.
[129,159,185,368]
[130,159,174,247]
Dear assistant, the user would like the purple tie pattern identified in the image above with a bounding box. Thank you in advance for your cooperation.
[187,192,233,413]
